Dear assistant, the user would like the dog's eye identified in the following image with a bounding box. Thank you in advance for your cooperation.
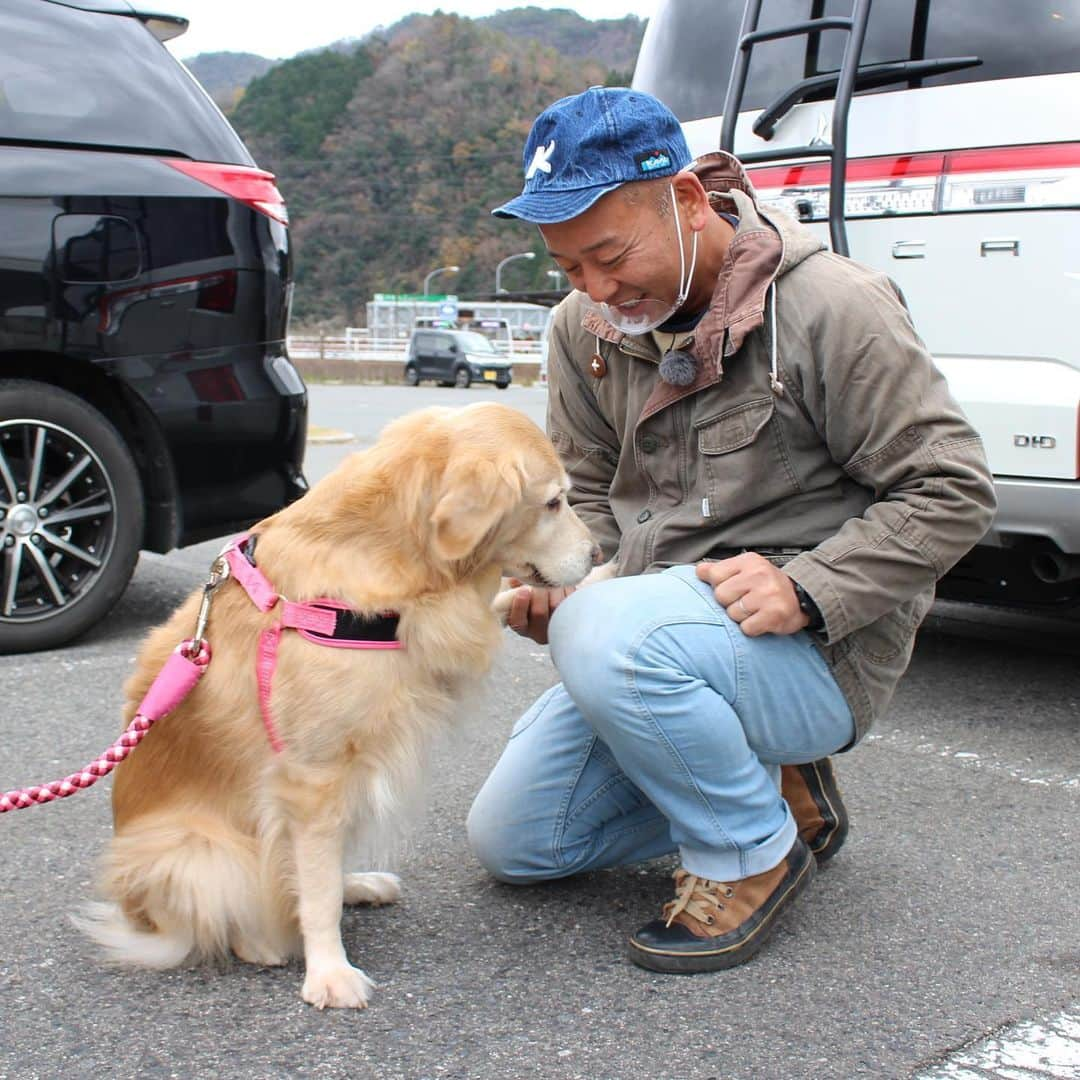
[546,495,562,511]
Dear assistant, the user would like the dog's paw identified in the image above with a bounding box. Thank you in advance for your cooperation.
[343,872,401,907]
[301,963,376,1010]
[492,584,521,626]
[580,558,619,587]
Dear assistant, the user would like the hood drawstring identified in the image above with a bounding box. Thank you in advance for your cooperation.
[768,282,784,396]
[588,334,608,379]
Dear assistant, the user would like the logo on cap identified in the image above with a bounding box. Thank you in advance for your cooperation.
[635,149,672,174]
[526,140,556,180]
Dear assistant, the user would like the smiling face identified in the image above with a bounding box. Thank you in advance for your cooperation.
[540,174,722,320]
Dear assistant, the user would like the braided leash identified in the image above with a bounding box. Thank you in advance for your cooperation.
[1,637,211,814]
[3,714,155,812]
[1,549,234,814]
[1,554,230,814]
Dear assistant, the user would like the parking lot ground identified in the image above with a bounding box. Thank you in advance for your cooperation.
[1,385,1076,1079]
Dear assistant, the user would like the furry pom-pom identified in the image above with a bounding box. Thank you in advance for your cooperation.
[658,349,697,386]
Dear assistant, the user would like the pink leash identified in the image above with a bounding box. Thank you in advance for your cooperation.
[0,640,210,814]
[1,550,230,814]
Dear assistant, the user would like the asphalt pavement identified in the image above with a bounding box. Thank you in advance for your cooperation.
[0,384,1077,1080]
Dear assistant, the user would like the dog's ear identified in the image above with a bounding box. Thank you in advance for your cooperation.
[430,457,522,563]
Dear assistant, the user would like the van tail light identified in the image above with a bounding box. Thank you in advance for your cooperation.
[747,143,1080,221]
[160,159,289,225]
[196,269,237,313]
[99,271,236,333]
[939,144,1080,212]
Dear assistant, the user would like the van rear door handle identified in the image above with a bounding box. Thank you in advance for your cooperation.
[980,238,1020,257]
[891,241,926,259]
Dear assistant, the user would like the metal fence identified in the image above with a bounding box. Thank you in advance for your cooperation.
[287,331,543,365]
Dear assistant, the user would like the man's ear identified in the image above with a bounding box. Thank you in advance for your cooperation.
[430,458,520,563]
[674,172,710,231]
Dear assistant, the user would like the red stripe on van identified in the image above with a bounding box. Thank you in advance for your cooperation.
[747,153,943,189]
[746,143,1080,188]
[944,143,1080,175]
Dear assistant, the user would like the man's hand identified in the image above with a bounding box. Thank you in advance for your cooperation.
[503,581,577,644]
[696,554,809,637]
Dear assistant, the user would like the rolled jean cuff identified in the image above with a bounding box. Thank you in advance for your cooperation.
[679,807,798,882]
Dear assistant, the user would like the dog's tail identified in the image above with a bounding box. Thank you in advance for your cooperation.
[74,813,270,969]
[71,901,195,969]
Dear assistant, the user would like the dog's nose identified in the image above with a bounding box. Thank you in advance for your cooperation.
[590,544,604,566]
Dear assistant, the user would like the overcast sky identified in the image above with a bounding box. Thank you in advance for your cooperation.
[165,1,657,60]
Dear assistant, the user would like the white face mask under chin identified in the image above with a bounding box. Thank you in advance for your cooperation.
[588,183,699,335]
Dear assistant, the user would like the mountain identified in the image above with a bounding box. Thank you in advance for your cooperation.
[183,9,645,126]
[483,7,644,78]
[182,51,279,111]
[228,12,642,326]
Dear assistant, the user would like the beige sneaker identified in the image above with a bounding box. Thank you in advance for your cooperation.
[628,837,815,973]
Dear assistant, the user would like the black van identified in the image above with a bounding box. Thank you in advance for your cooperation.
[0,0,308,653]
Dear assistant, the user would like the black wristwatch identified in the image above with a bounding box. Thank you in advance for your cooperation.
[792,581,825,632]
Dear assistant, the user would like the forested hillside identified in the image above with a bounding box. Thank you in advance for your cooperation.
[220,11,645,325]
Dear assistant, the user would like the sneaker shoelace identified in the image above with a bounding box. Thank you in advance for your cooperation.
[663,869,736,929]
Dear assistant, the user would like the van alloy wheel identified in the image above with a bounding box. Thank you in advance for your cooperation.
[0,381,142,654]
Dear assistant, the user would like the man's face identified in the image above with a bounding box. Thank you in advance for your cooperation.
[540,182,687,316]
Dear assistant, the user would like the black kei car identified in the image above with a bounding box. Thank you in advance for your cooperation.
[404,329,513,389]
[0,0,308,653]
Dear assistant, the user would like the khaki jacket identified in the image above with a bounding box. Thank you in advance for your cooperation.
[546,152,997,741]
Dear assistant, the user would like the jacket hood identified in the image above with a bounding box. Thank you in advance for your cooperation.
[689,151,826,362]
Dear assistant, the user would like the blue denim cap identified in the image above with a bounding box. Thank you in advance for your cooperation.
[492,87,691,224]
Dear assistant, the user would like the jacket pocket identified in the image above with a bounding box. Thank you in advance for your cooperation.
[695,397,799,522]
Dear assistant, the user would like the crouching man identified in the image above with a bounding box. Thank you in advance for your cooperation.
[469,87,996,973]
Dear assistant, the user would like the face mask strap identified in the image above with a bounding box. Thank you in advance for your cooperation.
[671,184,686,299]
[670,182,699,310]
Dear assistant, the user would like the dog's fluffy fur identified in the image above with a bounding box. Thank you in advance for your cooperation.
[76,403,599,1009]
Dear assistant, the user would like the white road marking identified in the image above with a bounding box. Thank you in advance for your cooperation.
[913,1009,1080,1078]
[863,729,1079,790]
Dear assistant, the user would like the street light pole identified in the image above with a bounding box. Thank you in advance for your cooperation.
[495,251,536,293]
[423,264,460,296]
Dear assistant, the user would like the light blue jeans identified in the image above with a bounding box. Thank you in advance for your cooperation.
[467,565,855,883]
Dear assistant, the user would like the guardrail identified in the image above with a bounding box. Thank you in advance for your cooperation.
[287,334,543,363]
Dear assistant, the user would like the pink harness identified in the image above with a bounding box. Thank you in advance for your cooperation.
[222,533,403,753]
[0,535,402,812]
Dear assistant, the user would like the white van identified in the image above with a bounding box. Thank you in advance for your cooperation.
[634,0,1080,615]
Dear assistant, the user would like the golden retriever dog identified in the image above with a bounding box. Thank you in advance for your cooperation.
[76,402,600,1009]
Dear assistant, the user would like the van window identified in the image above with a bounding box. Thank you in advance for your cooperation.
[0,0,253,163]
[634,0,1079,122]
